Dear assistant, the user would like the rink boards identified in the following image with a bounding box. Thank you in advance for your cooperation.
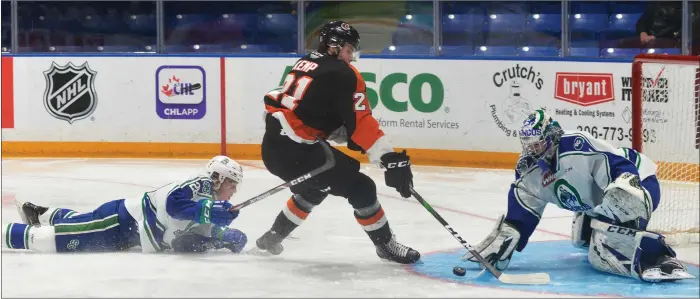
[1,55,698,181]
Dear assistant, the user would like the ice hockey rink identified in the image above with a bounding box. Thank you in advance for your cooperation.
[2,158,698,298]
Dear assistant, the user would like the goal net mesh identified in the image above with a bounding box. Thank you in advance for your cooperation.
[636,57,699,246]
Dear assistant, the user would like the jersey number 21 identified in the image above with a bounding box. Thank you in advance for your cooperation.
[279,73,367,112]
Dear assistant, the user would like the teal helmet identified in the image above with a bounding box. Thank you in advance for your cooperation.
[519,109,563,159]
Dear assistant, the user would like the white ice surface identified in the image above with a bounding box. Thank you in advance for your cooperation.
[1,158,697,298]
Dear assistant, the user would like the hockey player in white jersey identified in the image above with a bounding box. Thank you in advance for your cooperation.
[462,109,695,282]
[2,156,247,254]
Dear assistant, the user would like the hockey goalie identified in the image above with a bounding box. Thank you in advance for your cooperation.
[463,109,695,282]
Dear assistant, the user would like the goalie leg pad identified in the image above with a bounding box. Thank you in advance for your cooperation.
[461,214,520,271]
[571,212,593,248]
[588,218,695,282]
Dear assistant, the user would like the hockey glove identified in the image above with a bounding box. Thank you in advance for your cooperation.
[461,215,520,271]
[211,226,248,253]
[211,200,238,227]
[381,150,413,198]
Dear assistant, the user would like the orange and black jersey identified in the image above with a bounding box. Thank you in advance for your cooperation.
[264,53,384,153]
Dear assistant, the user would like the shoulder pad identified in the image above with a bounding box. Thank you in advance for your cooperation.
[558,132,596,153]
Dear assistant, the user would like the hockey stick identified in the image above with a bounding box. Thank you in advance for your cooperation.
[409,186,551,285]
[228,138,336,212]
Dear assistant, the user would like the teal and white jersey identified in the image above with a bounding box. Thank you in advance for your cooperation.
[505,130,657,251]
[124,174,216,252]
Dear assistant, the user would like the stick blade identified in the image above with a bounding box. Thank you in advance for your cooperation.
[498,272,551,285]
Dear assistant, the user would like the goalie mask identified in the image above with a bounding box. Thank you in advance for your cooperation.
[204,156,243,200]
[519,109,563,160]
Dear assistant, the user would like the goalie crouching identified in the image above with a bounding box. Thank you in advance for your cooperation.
[463,109,695,282]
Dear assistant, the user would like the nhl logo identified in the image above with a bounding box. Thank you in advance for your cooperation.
[43,62,98,123]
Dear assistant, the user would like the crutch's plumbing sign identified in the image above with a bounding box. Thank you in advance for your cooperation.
[155,65,206,119]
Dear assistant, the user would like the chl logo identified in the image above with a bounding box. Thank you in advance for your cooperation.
[43,62,98,124]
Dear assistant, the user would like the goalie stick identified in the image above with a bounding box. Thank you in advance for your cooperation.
[228,138,336,212]
[409,186,551,285]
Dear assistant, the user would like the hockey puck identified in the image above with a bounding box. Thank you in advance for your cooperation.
[453,266,466,277]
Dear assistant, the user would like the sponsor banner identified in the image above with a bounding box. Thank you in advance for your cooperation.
[4,57,221,143]
[3,56,696,165]
[225,58,638,153]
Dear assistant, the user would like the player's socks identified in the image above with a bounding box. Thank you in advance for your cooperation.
[2,223,31,249]
[256,195,313,255]
[2,223,57,252]
[354,202,421,264]
[38,207,78,226]
[354,202,392,244]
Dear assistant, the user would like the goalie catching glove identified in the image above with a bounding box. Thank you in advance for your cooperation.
[461,215,520,270]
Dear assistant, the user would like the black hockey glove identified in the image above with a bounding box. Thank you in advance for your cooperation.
[381,150,413,198]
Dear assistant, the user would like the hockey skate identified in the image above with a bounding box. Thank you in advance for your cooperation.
[15,201,48,227]
[641,255,696,282]
[255,230,285,255]
[375,236,421,264]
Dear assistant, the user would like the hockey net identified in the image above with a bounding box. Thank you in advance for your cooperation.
[631,54,700,246]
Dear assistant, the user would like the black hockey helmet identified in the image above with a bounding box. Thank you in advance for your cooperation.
[317,20,360,57]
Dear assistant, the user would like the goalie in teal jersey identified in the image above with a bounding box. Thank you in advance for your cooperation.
[463,109,695,282]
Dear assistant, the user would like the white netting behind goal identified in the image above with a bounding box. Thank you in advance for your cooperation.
[636,58,699,246]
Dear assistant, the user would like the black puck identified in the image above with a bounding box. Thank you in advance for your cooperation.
[453,266,466,276]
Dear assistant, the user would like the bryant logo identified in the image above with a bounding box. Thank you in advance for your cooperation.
[43,62,98,124]
[554,73,614,106]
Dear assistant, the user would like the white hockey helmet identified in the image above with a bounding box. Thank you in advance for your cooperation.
[204,156,243,189]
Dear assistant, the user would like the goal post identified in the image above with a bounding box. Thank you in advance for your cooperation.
[631,54,700,245]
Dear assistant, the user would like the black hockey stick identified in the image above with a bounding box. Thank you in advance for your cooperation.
[409,186,551,285]
[228,138,336,212]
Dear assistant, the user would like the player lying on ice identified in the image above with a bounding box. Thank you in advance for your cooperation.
[463,109,695,282]
[2,156,248,254]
